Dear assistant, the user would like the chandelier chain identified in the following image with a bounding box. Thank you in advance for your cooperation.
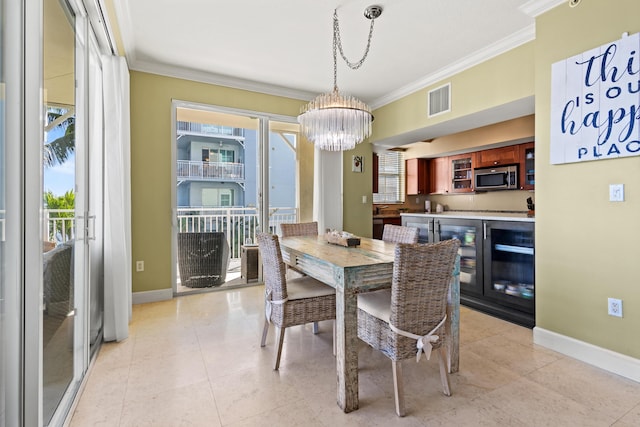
[332,8,376,90]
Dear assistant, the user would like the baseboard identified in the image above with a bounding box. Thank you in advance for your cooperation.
[132,288,173,305]
[533,327,640,383]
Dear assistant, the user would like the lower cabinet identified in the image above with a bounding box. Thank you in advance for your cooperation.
[402,215,535,327]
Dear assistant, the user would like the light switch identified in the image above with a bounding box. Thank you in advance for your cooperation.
[609,184,624,202]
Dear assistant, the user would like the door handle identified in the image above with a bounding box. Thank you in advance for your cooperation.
[87,215,96,241]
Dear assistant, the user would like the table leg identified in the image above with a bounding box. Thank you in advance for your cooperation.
[335,284,359,412]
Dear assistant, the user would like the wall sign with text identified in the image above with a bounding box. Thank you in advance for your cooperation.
[550,32,640,164]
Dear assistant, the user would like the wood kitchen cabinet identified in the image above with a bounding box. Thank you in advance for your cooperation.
[406,158,429,195]
[429,157,450,194]
[475,145,520,168]
[372,152,379,193]
[450,153,474,193]
[520,142,535,190]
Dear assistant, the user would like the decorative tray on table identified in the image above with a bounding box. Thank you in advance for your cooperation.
[325,230,361,247]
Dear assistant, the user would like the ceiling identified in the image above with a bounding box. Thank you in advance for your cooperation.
[110,0,561,144]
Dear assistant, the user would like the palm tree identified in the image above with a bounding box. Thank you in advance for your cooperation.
[44,107,75,167]
[44,190,75,241]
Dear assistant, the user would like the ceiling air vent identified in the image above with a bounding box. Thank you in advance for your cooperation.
[428,83,451,118]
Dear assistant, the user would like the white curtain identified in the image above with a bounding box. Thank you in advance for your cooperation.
[102,55,132,341]
[313,148,343,232]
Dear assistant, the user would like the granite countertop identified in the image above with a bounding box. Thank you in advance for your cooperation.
[372,213,403,219]
[401,211,535,222]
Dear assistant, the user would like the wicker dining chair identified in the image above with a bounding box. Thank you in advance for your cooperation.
[280,221,318,238]
[279,222,318,276]
[279,221,322,332]
[357,238,460,416]
[257,232,336,370]
[381,224,419,244]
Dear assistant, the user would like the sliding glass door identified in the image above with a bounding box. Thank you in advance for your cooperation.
[2,0,108,424]
[42,0,81,423]
[43,0,104,424]
[173,103,300,293]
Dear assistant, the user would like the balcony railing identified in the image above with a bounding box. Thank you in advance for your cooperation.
[30,207,297,261]
[177,121,244,138]
[177,207,297,259]
[44,209,76,243]
[177,160,245,181]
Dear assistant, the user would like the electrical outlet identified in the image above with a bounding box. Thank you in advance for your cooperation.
[608,298,623,317]
[136,260,144,272]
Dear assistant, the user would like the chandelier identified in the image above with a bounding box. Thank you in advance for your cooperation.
[298,5,383,151]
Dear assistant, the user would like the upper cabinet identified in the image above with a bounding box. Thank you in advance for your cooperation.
[406,158,429,195]
[429,157,450,194]
[450,153,474,193]
[475,145,520,168]
[520,142,535,191]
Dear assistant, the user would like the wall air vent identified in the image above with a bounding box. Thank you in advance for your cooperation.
[428,83,451,118]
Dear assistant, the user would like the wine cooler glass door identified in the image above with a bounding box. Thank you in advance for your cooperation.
[483,221,535,313]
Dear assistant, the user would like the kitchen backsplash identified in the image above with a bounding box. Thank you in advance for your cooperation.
[386,191,534,213]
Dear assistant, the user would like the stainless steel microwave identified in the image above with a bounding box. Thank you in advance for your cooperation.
[474,165,518,190]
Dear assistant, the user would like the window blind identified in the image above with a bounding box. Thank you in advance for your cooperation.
[373,151,405,203]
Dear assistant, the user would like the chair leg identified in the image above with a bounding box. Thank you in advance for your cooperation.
[260,318,269,347]
[312,321,319,334]
[438,346,452,396]
[274,327,286,370]
[392,360,406,417]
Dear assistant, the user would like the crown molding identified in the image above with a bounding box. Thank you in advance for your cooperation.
[370,24,536,110]
[519,0,566,18]
[129,59,317,102]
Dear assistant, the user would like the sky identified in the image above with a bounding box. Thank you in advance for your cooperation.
[44,154,75,196]
[44,121,75,197]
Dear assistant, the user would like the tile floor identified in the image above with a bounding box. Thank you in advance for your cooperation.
[70,285,640,426]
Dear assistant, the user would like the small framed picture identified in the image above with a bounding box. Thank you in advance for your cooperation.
[352,155,363,173]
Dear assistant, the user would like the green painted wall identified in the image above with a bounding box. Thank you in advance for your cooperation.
[534,0,640,358]
[342,142,373,237]
[130,72,311,293]
[370,42,535,143]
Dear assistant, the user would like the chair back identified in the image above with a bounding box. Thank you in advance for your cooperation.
[280,221,318,238]
[256,233,288,301]
[382,224,419,244]
[390,239,460,335]
[43,242,74,316]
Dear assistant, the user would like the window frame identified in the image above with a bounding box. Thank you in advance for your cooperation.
[373,151,405,204]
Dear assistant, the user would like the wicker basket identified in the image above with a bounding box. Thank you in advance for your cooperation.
[325,231,360,247]
[177,232,229,287]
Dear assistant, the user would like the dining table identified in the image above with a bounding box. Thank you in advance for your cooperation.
[279,234,460,413]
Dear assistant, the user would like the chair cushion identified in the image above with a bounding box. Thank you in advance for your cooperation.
[357,289,391,323]
[287,276,335,300]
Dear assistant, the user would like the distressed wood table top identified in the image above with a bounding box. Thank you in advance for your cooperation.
[281,235,395,265]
